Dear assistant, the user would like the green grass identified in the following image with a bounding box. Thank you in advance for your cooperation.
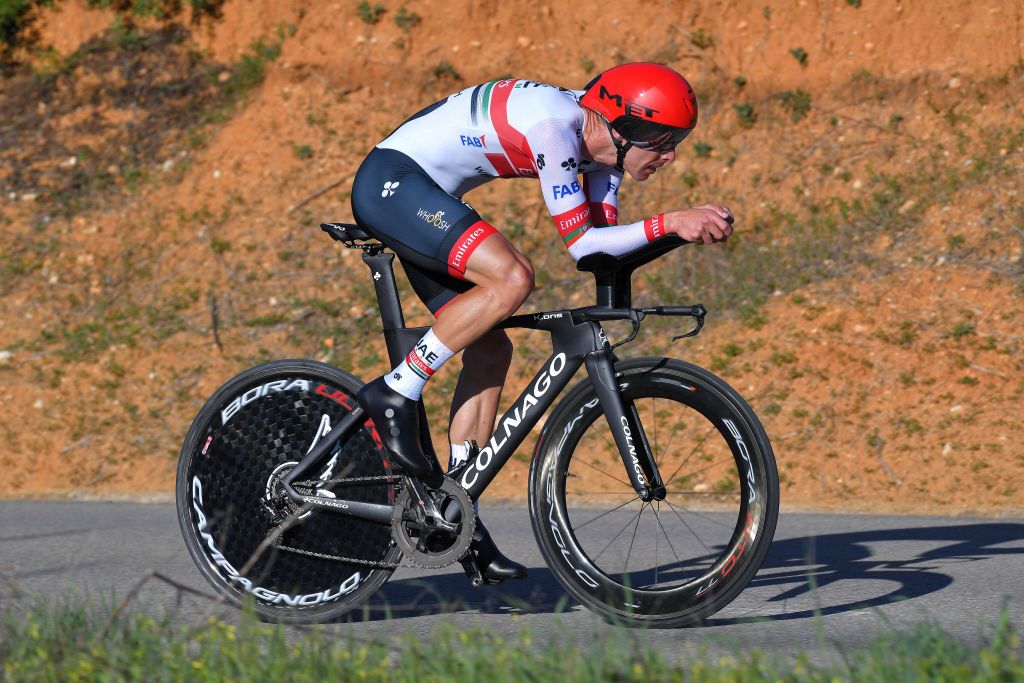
[1,597,1022,681]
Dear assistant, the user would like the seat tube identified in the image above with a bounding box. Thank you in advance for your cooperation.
[584,348,664,500]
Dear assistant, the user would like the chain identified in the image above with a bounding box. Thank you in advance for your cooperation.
[271,539,403,569]
[293,474,402,490]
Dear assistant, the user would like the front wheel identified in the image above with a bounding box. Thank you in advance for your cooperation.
[528,357,779,627]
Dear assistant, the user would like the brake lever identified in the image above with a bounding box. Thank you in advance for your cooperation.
[672,304,707,341]
[608,309,644,351]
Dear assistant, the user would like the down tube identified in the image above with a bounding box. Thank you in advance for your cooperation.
[459,351,585,497]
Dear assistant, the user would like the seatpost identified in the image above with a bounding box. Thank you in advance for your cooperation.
[362,250,421,367]
[362,251,405,331]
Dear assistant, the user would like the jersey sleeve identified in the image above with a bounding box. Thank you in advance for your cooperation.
[525,117,667,261]
[582,168,622,227]
[524,117,594,252]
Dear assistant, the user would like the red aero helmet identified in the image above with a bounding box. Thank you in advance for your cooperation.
[580,62,698,148]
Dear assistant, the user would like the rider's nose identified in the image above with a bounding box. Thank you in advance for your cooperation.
[661,148,676,163]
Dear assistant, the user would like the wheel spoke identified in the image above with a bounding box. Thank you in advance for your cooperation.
[576,457,632,488]
[592,505,645,562]
[571,495,641,531]
[666,455,738,489]
[663,498,736,530]
[662,424,719,490]
[662,499,716,562]
[654,502,682,565]
[622,502,646,577]
[664,490,741,497]
[566,490,638,496]
[654,499,659,585]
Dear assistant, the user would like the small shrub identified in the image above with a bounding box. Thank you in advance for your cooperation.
[733,74,747,87]
[693,142,713,158]
[949,322,975,339]
[1,1,34,52]
[846,0,862,6]
[770,350,796,365]
[689,28,714,50]
[776,89,812,122]
[432,60,461,80]
[790,47,808,67]
[733,102,757,127]
[579,56,594,73]
[245,312,288,327]
[721,342,742,357]
[291,143,313,159]
[393,7,420,30]
[210,238,231,254]
[357,1,384,24]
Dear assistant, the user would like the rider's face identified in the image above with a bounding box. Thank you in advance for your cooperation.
[626,145,676,181]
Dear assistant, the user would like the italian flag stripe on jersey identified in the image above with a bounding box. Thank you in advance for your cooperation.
[479,79,537,178]
[480,81,496,119]
[553,204,591,248]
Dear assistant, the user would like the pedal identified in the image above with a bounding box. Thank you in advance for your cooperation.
[460,553,485,588]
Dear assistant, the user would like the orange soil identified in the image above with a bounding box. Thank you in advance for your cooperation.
[1,0,1022,515]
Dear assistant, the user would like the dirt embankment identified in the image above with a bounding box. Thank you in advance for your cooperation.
[1,0,1022,514]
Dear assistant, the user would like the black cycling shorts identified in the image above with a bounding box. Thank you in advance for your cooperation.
[351,147,498,315]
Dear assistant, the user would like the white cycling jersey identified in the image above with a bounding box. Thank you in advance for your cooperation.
[377,79,666,260]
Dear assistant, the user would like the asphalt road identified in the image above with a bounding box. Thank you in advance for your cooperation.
[2,500,1023,661]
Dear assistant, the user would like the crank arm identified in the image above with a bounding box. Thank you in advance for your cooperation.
[405,477,460,534]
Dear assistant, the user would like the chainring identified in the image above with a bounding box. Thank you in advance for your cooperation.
[391,477,475,569]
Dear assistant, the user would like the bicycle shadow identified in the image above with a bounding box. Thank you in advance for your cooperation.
[347,521,1024,624]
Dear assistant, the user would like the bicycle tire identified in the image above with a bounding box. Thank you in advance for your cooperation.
[528,357,778,627]
[175,359,400,623]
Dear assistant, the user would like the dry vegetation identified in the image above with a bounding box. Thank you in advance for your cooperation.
[1,0,1022,513]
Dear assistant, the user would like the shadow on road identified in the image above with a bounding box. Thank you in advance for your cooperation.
[350,521,1024,624]
[707,521,1024,625]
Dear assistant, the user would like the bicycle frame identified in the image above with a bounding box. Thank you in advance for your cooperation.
[281,244,683,525]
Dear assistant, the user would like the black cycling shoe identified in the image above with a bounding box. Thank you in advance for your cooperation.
[356,377,438,483]
[472,517,528,583]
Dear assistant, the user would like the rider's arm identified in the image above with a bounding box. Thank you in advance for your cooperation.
[527,118,668,260]
[582,169,621,227]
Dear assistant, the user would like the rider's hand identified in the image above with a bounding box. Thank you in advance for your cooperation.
[664,205,735,244]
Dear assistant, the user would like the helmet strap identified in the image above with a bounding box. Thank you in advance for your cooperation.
[606,121,632,172]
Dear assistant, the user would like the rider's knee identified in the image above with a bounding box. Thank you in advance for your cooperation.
[502,262,535,308]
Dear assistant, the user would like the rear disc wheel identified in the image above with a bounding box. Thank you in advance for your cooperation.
[176,360,400,623]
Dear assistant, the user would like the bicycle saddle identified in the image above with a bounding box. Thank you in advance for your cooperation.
[320,222,373,242]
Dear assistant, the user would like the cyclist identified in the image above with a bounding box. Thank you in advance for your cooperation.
[350,62,733,582]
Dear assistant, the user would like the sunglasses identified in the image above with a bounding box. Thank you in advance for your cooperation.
[628,127,692,153]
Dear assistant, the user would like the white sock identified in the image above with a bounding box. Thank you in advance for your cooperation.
[449,441,479,514]
[449,442,470,470]
[383,328,454,400]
